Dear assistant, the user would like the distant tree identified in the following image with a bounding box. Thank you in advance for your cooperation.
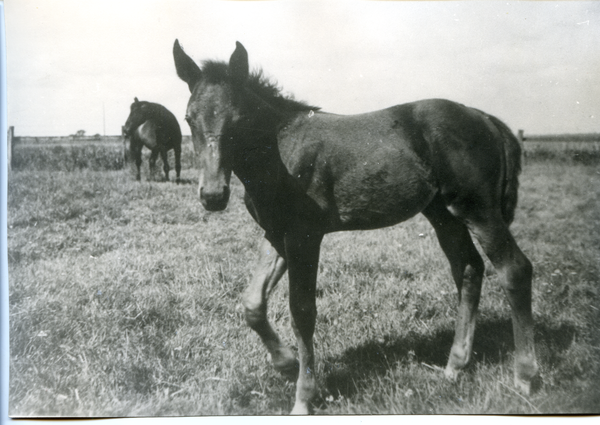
[76,130,86,137]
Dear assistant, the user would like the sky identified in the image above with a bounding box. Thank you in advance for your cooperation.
[4,0,600,137]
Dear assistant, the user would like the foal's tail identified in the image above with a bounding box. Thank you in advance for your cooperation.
[488,115,522,226]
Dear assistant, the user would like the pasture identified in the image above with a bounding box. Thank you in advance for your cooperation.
[7,145,600,415]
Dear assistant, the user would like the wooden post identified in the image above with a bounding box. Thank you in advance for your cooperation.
[7,126,14,170]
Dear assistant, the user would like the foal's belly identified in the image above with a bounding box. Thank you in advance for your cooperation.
[332,165,437,230]
[300,146,438,232]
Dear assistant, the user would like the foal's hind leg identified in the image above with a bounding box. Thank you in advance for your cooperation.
[423,196,485,379]
[467,215,537,394]
[242,237,297,379]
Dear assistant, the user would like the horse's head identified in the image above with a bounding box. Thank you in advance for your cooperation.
[123,97,150,137]
[173,40,250,211]
[121,125,130,143]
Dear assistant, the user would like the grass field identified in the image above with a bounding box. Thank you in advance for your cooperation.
[6,151,600,416]
[523,140,600,165]
[10,139,196,173]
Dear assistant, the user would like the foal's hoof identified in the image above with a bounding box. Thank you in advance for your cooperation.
[514,371,541,396]
[290,403,311,415]
[514,376,532,396]
[444,365,460,381]
[514,357,539,395]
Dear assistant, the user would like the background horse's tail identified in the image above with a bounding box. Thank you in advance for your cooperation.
[488,115,522,226]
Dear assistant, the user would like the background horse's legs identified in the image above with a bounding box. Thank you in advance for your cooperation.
[148,150,159,181]
[174,145,182,183]
[131,144,142,181]
[242,237,296,378]
[160,149,170,181]
[467,214,537,394]
[422,196,485,379]
[285,230,323,415]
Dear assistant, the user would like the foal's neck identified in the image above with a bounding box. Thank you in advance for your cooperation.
[231,94,297,198]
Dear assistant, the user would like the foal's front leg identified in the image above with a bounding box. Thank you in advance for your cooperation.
[285,230,323,415]
[242,238,297,378]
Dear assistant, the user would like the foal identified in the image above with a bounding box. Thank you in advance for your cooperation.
[173,40,537,414]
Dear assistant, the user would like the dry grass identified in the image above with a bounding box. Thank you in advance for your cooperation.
[7,156,600,416]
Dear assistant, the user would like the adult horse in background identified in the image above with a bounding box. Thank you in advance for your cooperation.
[123,98,182,182]
[173,40,538,414]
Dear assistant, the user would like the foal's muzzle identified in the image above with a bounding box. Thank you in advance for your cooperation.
[200,185,230,211]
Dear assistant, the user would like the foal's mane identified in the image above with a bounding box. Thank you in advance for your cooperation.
[201,60,320,113]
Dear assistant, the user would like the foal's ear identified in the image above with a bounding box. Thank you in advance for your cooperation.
[173,39,202,92]
[134,97,139,103]
[228,41,248,86]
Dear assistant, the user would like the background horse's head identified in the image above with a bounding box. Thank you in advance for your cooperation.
[123,97,150,137]
[173,40,250,211]
[121,125,129,142]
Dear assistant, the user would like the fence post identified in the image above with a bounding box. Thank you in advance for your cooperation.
[7,126,14,170]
